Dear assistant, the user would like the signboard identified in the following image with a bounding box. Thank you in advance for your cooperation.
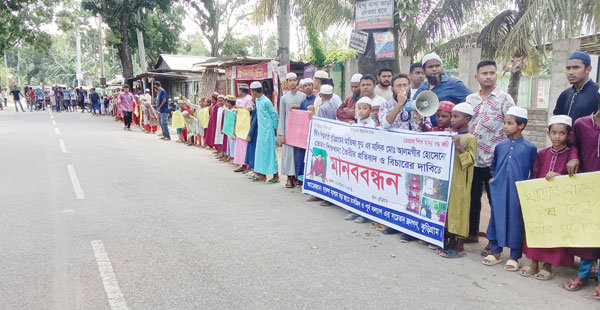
[355,0,394,30]
[516,172,600,248]
[286,109,311,149]
[374,30,395,60]
[235,63,270,80]
[348,30,369,54]
[303,118,455,247]
[277,65,290,94]
[304,64,317,79]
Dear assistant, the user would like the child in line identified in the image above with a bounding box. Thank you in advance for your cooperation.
[482,107,537,271]
[562,101,600,299]
[429,101,454,132]
[438,103,477,258]
[215,95,227,159]
[183,111,197,146]
[171,102,185,143]
[520,115,576,280]
[355,97,376,126]
[223,95,237,162]
[371,97,384,127]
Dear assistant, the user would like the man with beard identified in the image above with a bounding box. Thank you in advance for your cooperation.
[375,68,394,101]
[336,73,362,123]
[414,52,472,126]
[409,63,425,100]
[553,51,599,123]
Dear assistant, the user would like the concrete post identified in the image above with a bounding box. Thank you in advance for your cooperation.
[399,56,411,74]
[547,39,581,122]
[529,76,539,108]
[458,47,481,92]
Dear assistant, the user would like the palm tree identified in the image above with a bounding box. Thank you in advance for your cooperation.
[435,0,600,103]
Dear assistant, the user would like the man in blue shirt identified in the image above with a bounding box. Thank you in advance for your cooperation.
[553,51,600,123]
[414,52,472,126]
[154,81,171,140]
[62,87,71,111]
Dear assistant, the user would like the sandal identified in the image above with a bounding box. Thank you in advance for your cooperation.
[267,178,280,184]
[518,265,537,277]
[480,245,492,257]
[562,278,587,291]
[285,178,294,188]
[252,176,266,182]
[306,196,320,202]
[439,249,466,259]
[354,216,370,224]
[482,255,503,266]
[344,213,359,221]
[534,269,554,281]
[504,259,520,272]
[464,235,479,243]
[593,286,600,300]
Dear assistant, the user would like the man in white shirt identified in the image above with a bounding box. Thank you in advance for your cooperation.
[374,68,394,101]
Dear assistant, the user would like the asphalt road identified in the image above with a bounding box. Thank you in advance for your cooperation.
[0,103,597,310]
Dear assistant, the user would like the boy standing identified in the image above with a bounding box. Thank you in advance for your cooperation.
[482,107,537,271]
[438,103,477,258]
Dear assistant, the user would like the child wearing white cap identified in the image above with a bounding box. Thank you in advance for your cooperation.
[520,115,578,280]
[437,102,477,258]
[355,97,376,126]
[483,106,538,271]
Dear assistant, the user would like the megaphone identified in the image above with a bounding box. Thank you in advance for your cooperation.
[403,90,439,117]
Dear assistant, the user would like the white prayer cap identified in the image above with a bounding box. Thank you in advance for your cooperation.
[182,111,189,117]
[371,96,386,108]
[300,78,314,86]
[549,115,572,127]
[507,106,528,119]
[285,72,297,80]
[174,97,180,101]
[320,85,333,95]
[453,102,474,116]
[356,96,373,106]
[145,88,150,93]
[314,70,329,79]
[422,52,442,66]
[250,81,262,89]
[351,73,363,83]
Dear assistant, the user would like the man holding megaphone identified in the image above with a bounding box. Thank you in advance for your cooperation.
[413,52,472,127]
[379,74,432,132]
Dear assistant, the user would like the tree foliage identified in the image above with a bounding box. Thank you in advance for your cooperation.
[0,0,54,55]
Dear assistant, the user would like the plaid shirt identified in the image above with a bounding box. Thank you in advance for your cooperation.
[467,88,515,168]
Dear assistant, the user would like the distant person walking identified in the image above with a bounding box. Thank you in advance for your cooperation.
[10,86,25,112]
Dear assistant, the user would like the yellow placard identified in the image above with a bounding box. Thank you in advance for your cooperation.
[516,172,600,248]
[199,107,210,129]
[235,108,251,139]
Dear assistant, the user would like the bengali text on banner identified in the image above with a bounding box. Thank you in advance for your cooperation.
[302,117,455,247]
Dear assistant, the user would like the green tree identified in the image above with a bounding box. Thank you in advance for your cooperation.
[220,36,250,57]
[0,0,54,55]
[178,32,211,56]
[139,5,186,66]
[187,0,250,57]
[82,0,173,79]
[435,0,600,103]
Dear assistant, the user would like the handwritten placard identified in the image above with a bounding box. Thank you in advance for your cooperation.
[286,109,311,149]
[516,172,600,248]
[302,117,455,247]
[223,109,236,137]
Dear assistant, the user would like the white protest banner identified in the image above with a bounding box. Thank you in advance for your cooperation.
[302,118,455,247]
[348,30,369,54]
[355,0,394,30]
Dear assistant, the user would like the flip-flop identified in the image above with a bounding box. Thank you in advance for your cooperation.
[482,255,503,266]
[439,249,466,259]
[534,269,554,281]
[344,213,359,221]
[252,176,265,182]
[518,265,537,277]
[592,287,600,300]
[562,278,587,291]
[504,259,520,272]
[267,178,280,184]
[354,216,370,224]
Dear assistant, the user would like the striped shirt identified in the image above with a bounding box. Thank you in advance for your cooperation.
[467,88,515,168]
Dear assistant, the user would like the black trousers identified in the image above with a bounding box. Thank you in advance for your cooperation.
[123,111,133,128]
[469,166,492,236]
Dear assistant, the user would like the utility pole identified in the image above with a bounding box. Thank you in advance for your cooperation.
[16,48,21,86]
[136,11,148,90]
[98,15,106,88]
[76,29,83,87]
[277,0,290,66]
